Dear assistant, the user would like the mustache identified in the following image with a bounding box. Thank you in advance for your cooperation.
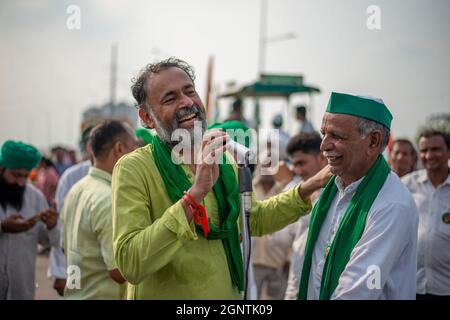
[174,105,204,123]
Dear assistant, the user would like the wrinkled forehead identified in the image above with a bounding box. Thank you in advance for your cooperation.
[419,135,447,149]
[392,141,414,152]
[321,112,359,131]
[147,67,193,97]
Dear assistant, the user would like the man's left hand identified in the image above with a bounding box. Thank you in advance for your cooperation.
[298,165,333,201]
[39,208,58,230]
[53,278,66,296]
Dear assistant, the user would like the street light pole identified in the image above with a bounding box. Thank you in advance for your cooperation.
[110,43,118,106]
[258,0,268,76]
[258,0,296,76]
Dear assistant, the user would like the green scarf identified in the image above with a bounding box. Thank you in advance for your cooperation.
[150,135,244,291]
[298,155,390,300]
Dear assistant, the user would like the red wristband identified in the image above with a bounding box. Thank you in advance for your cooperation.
[182,192,210,238]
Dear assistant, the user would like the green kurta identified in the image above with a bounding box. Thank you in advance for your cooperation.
[112,145,311,299]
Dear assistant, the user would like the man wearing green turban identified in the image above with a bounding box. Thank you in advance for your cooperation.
[0,140,59,299]
[297,92,419,300]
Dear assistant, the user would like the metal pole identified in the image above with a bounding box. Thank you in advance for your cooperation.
[238,164,253,300]
[258,0,268,76]
[110,43,118,106]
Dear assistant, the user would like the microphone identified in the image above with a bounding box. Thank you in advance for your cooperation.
[225,139,256,165]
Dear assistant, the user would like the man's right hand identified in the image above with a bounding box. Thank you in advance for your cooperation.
[185,130,229,218]
[1,213,37,233]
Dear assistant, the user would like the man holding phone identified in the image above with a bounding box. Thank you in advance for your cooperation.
[0,140,59,300]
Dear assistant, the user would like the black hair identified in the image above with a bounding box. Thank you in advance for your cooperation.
[287,133,322,156]
[296,106,306,115]
[41,156,56,169]
[89,120,129,159]
[418,129,450,149]
[232,98,242,111]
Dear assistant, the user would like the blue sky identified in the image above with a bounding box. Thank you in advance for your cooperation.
[0,0,449,150]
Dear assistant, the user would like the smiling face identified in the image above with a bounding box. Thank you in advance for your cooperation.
[139,67,207,146]
[320,112,379,186]
[389,141,416,177]
[419,134,449,173]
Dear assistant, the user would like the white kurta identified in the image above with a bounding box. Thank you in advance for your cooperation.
[0,183,59,300]
[55,160,91,211]
[271,214,310,299]
[402,169,450,295]
[306,172,418,300]
[48,160,91,279]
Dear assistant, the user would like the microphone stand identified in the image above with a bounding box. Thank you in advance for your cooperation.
[238,154,253,300]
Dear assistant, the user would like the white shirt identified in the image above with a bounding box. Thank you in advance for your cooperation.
[402,169,450,295]
[271,214,310,299]
[0,183,59,299]
[48,160,91,279]
[306,172,418,300]
[268,176,308,299]
[55,160,91,212]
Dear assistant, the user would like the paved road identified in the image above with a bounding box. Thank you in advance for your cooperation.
[35,254,61,300]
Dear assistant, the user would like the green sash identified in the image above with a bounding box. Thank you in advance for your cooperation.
[298,155,390,299]
[150,135,244,291]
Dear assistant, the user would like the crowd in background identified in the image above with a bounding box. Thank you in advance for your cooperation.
[1,64,449,300]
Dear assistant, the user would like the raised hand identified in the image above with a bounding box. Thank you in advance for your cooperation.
[188,130,229,203]
[298,165,333,201]
[1,213,36,233]
[39,208,58,230]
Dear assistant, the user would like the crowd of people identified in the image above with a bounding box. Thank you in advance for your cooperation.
[0,58,449,300]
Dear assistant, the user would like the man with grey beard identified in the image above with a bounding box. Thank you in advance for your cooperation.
[111,58,331,299]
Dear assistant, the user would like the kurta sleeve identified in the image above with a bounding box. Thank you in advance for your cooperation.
[91,199,117,271]
[36,190,60,247]
[112,156,197,285]
[48,246,67,279]
[250,184,312,237]
[331,201,417,300]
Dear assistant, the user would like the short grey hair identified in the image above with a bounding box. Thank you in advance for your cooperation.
[131,57,195,109]
[357,118,390,152]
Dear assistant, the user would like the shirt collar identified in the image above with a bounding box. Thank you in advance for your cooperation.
[416,168,450,186]
[334,175,364,195]
[444,170,450,186]
[417,169,429,184]
[88,167,112,184]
